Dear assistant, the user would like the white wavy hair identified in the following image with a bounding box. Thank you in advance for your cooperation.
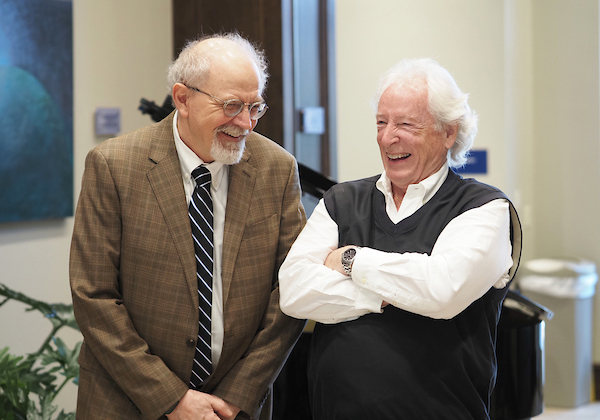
[373,58,478,168]
[167,32,269,95]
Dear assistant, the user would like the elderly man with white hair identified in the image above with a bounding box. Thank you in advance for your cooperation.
[71,33,306,420]
[279,58,522,420]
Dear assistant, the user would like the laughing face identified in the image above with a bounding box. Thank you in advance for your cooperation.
[376,82,457,197]
[173,40,262,164]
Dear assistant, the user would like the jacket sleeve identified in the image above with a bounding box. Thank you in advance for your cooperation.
[70,146,188,420]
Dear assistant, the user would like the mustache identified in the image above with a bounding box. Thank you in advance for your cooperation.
[216,124,250,137]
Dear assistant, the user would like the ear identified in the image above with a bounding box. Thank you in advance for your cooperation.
[444,123,459,149]
[172,83,190,118]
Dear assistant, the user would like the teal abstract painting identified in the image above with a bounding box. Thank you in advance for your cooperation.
[0,0,73,222]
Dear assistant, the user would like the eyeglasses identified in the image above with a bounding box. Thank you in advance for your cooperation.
[186,85,268,120]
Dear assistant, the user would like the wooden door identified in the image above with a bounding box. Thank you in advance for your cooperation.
[172,0,336,181]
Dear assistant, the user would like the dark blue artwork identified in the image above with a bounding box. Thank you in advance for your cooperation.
[0,0,73,223]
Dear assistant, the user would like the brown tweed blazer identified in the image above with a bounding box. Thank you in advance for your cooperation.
[69,113,306,420]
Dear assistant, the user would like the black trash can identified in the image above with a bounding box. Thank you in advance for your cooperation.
[490,289,553,420]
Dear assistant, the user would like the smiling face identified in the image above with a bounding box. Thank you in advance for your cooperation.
[376,82,457,197]
[173,40,263,163]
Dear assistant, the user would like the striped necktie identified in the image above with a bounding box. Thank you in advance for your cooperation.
[188,165,213,388]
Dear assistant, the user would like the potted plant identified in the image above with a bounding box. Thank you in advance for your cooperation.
[0,284,80,420]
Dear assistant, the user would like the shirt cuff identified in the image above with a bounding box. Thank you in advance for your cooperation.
[351,247,386,311]
[354,286,384,314]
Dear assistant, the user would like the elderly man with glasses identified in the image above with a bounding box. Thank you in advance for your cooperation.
[70,33,306,420]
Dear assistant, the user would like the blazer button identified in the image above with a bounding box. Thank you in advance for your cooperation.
[186,339,195,347]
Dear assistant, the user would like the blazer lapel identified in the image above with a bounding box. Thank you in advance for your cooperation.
[221,150,256,305]
[146,116,198,307]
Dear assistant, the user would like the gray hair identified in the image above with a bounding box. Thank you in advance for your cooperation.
[167,32,269,95]
[373,58,477,168]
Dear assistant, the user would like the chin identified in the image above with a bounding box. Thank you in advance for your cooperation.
[211,138,246,164]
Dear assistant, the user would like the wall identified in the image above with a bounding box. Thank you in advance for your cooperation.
[530,0,600,361]
[0,0,173,412]
[532,1,600,265]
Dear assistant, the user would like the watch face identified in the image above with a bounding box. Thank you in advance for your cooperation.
[342,247,357,275]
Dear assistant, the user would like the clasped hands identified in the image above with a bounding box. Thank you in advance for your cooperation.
[166,389,240,420]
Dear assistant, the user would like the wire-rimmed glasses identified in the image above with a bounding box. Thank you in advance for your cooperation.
[186,85,268,120]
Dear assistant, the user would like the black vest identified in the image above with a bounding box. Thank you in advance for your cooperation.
[308,170,522,420]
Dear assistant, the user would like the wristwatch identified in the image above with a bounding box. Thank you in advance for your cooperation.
[341,246,360,276]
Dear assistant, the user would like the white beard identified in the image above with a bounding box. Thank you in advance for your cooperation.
[210,125,248,164]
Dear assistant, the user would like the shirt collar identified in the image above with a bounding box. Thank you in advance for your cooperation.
[173,111,226,190]
[376,163,449,206]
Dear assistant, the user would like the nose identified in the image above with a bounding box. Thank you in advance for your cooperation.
[378,124,398,146]
[232,107,254,131]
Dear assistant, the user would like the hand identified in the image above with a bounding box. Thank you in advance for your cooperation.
[327,246,389,312]
[324,245,355,275]
[219,400,241,420]
[166,389,238,420]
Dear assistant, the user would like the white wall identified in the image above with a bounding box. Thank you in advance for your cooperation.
[531,0,600,263]
[0,0,173,412]
[530,0,600,362]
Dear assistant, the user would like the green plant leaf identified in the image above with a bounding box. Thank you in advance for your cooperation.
[0,283,80,419]
[55,411,76,420]
[0,347,32,411]
[38,391,59,420]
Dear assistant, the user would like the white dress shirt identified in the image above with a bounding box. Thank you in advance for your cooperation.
[173,111,226,368]
[279,164,514,324]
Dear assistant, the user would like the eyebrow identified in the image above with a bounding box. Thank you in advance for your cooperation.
[376,113,418,121]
